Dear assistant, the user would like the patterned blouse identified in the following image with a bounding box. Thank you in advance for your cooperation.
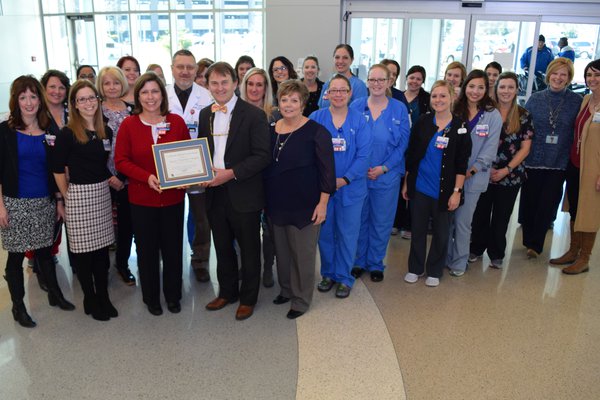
[492,107,534,187]
[103,103,132,176]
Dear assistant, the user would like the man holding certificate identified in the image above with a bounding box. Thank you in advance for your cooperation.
[166,49,213,283]
[198,62,270,320]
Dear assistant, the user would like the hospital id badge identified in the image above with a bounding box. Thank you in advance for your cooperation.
[593,112,600,123]
[546,135,559,144]
[187,122,197,137]
[475,124,489,137]
[435,136,449,149]
[102,139,111,151]
[45,134,56,146]
[332,137,346,152]
[157,122,171,136]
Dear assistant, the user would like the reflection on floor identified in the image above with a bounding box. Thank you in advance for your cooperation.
[1,207,600,399]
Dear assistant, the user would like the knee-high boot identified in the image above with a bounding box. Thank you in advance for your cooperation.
[92,249,118,318]
[563,232,596,275]
[75,259,109,321]
[4,256,36,327]
[550,221,581,265]
[37,256,75,311]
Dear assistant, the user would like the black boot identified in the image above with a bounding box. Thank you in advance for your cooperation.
[38,256,75,311]
[11,302,37,328]
[5,253,37,327]
[93,250,118,318]
[32,258,48,292]
[75,263,109,321]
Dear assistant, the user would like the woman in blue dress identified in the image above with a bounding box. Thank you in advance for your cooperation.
[311,74,371,298]
[318,44,368,109]
[350,64,411,282]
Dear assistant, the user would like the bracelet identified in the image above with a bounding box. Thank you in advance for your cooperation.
[342,176,350,185]
[381,165,388,174]
[506,166,513,174]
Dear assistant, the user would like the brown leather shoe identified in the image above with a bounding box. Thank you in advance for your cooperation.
[193,267,210,283]
[206,297,231,311]
[235,304,254,320]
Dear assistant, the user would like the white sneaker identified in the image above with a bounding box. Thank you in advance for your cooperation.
[425,277,440,287]
[449,269,465,277]
[401,230,412,240]
[391,227,399,236]
[404,272,420,283]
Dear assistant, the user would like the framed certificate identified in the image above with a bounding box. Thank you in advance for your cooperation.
[152,138,214,189]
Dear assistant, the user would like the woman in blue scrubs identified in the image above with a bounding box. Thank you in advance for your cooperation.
[350,64,411,282]
[310,74,371,299]
[318,44,368,109]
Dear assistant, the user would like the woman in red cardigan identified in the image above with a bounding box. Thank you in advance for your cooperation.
[115,72,190,316]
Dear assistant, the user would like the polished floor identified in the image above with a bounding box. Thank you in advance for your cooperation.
[1,205,599,399]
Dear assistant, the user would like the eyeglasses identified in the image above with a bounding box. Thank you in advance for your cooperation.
[327,89,350,95]
[76,95,99,105]
[79,74,95,80]
[272,66,288,73]
[367,78,388,84]
[174,65,196,72]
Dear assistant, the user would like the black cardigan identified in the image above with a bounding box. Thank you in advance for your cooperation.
[0,121,59,198]
[405,113,471,211]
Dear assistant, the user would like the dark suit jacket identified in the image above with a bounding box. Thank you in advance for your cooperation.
[198,98,271,213]
[0,121,59,198]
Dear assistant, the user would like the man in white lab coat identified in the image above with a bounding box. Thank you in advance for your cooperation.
[166,49,213,282]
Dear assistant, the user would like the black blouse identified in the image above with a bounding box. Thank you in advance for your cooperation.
[302,78,324,117]
[264,119,335,229]
[52,126,113,184]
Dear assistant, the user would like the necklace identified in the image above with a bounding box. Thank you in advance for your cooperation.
[545,90,566,133]
[273,119,303,162]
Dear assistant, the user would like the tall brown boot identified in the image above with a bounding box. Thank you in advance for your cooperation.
[550,221,581,265]
[562,232,596,275]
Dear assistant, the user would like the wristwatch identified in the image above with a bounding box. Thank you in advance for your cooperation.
[453,187,463,193]
[506,165,513,174]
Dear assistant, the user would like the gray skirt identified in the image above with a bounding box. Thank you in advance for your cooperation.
[66,181,115,253]
[1,196,55,253]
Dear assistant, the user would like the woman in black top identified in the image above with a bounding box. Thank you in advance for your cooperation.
[268,56,298,106]
[53,80,117,322]
[402,80,471,287]
[263,80,335,319]
[301,56,324,117]
[0,75,75,328]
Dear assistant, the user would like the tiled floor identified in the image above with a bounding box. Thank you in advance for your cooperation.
[1,207,599,399]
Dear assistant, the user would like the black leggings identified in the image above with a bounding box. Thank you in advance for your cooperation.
[565,161,580,221]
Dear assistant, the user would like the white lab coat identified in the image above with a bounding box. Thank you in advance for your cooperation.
[166,82,212,138]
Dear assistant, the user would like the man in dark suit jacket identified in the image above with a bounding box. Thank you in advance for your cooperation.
[198,62,271,320]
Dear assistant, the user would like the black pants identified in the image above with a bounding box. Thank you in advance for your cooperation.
[111,186,134,270]
[394,176,411,230]
[565,161,580,221]
[5,247,52,305]
[207,186,261,305]
[130,202,184,307]
[471,184,520,261]
[519,168,566,253]
[408,192,451,278]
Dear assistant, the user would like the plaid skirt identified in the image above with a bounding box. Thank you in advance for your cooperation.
[0,196,55,252]
[66,181,115,253]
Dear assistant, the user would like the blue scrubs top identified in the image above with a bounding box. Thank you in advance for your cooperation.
[310,107,372,206]
[416,129,445,200]
[350,96,410,189]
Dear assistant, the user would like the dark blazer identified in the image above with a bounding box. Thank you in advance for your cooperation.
[402,88,431,117]
[198,98,271,213]
[0,121,59,198]
[405,113,471,211]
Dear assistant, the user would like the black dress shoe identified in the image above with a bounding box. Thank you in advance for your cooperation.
[147,304,163,316]
[117,267,136,286]
[273,295,290,305]
[286,309,304,319]
[167,302,181,313]
[351,267,364,279]
[370,270,384,282]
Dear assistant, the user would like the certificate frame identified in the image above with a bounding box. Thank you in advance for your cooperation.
[152,138,214,189]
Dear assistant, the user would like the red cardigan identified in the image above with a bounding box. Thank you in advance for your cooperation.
[115,113,190,207]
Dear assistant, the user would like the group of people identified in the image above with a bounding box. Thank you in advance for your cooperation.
[2,41,599,327]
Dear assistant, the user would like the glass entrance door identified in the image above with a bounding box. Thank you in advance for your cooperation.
[67,14,98,74]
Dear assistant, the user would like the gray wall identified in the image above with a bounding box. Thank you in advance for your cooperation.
[265,0,342,79]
